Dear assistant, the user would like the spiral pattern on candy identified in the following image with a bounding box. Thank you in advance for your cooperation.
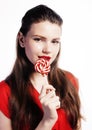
[34,58,50,76]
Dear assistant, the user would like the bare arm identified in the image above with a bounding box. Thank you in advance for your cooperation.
[35,85,60,130]
[0,111,12,130]
[35,118,56,130]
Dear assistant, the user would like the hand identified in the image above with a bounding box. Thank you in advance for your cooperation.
[39,85,60,123]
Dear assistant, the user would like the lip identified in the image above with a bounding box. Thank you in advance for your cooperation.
[38,56,51,61]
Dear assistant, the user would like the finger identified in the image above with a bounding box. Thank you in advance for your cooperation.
[49,97,60,109]
[55,100,61,109]
[53,96,61,109]
[47,96,60,104]
[39,90,56,103]
[41,95,60,109]
[39,85,55,99]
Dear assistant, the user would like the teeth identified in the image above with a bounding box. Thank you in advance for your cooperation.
[34,58,50,76]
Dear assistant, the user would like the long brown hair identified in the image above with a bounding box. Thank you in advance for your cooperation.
[5,4,81,130]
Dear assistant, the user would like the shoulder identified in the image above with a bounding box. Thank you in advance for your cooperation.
[0,80,11,96]
[63,70,79,91]
[53,109,72,130]
[0,80,11,118]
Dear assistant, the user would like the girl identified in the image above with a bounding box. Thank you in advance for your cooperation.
[0,4,82,130]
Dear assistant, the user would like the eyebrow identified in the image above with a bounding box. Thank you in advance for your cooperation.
[32,35,46,39]
[32,34,60,40]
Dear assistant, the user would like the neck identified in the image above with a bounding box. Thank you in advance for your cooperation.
[30,72,49,93]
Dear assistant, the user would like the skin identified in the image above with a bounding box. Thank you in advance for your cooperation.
[19,21,61,65]
[0,111,12,130]
[0,21,62,130]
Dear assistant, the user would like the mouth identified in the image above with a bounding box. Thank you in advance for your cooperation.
[38,56,51,61]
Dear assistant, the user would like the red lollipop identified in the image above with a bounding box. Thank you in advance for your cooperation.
[34,58,50,76]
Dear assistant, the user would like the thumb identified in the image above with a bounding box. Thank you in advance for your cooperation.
[39,85,55,99]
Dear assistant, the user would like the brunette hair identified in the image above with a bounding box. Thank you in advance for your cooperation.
[5,4,81,130]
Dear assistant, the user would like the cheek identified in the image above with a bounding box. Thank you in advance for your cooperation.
[24,44,34,59]
[25,42,39,53]
[24,43,42,63]
[54,46,60,56]
[36,45,42,50]
[51,47,60,62]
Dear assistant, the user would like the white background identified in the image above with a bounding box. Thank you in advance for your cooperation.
[0,0,92,129]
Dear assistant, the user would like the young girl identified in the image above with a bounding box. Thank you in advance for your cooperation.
[0,4,82,130]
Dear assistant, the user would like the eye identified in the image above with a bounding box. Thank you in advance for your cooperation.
[52,40,60,44]
[33,37,41,42]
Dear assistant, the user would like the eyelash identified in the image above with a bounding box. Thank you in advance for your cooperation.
[33,38,41,41]
[33,37,60,44]
[52,40,60,44]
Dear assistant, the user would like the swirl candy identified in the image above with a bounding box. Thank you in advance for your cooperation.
[34,58,50,76]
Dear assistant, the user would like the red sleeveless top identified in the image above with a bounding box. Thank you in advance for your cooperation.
[0,71,79,130]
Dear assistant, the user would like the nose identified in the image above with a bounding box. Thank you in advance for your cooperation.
[42,41,51,54]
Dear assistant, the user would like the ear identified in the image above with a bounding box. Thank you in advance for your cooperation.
[18,32,25,48]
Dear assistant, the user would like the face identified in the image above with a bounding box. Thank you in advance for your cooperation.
[20,21,62,65]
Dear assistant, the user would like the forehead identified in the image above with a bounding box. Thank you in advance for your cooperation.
[28,21,62,37]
